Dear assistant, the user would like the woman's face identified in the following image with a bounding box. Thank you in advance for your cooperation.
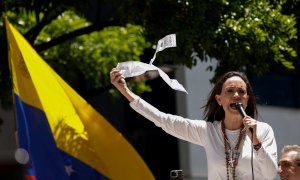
[215,76,249,117]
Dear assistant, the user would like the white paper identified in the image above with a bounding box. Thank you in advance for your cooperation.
[116,34,188,94]
[117,61,187,93]
[150,34,176,65]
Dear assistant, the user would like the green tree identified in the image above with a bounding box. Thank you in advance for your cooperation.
[0,0,299,109]
[34,11,151,94]
[0,1,151,109]
[124,0,298,81]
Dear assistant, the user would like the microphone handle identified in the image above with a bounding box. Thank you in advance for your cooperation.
[236,102,253,133]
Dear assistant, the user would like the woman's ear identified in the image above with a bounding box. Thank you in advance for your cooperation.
[215,94,221,106]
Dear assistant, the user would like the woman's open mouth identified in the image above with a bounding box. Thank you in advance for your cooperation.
[230,103,237,110]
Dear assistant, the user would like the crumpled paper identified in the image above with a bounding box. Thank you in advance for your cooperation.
[116,34,188,93]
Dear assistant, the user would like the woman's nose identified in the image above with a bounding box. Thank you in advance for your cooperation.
[233,91,239,97]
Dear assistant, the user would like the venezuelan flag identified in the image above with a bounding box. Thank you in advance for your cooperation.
[5,17,154,180]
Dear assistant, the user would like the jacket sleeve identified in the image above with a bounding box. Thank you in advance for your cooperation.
[255,122,278,179]
[129,97,207,146]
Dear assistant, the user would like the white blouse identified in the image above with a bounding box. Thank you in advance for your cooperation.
[130,97,278,180]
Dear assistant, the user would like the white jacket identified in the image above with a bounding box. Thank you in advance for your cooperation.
[130,97,278,180]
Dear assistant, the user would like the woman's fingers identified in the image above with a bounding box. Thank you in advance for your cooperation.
[110,68,118,79]
[243,116,257,132]
[110,69,120,82]
[110,68,126,88]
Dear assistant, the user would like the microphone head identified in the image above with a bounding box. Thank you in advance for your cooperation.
[235,102,243,109]
[235,101,246,118]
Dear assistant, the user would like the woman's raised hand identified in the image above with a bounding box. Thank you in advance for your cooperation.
[110,68,137,102]
[110,68,127,91]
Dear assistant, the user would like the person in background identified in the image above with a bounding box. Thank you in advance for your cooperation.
[110,69,278,179]
[278,145,300,180]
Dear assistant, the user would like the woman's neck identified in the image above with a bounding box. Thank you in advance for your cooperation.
[223,116,243,130]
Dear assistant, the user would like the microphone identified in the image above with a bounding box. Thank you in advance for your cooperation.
[235,102,253,133]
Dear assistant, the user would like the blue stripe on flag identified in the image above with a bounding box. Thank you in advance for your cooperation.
[14,94,108,180]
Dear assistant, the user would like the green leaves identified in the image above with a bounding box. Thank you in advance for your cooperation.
[36,11,151,92]
[213,0,297,77]
[1,0,299,106]
[124,0,298,81]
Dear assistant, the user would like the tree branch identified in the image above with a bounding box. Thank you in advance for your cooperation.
[34,20,123,51]
[24,5,69,43]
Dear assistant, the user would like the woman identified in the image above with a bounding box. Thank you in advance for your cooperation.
[110,69,278,179]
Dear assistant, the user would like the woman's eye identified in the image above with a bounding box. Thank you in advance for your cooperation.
[226,89,234,93]
[238,89,246,95]
[225,88,247,95]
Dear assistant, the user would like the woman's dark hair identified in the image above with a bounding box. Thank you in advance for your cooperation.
[202,71,257,122]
